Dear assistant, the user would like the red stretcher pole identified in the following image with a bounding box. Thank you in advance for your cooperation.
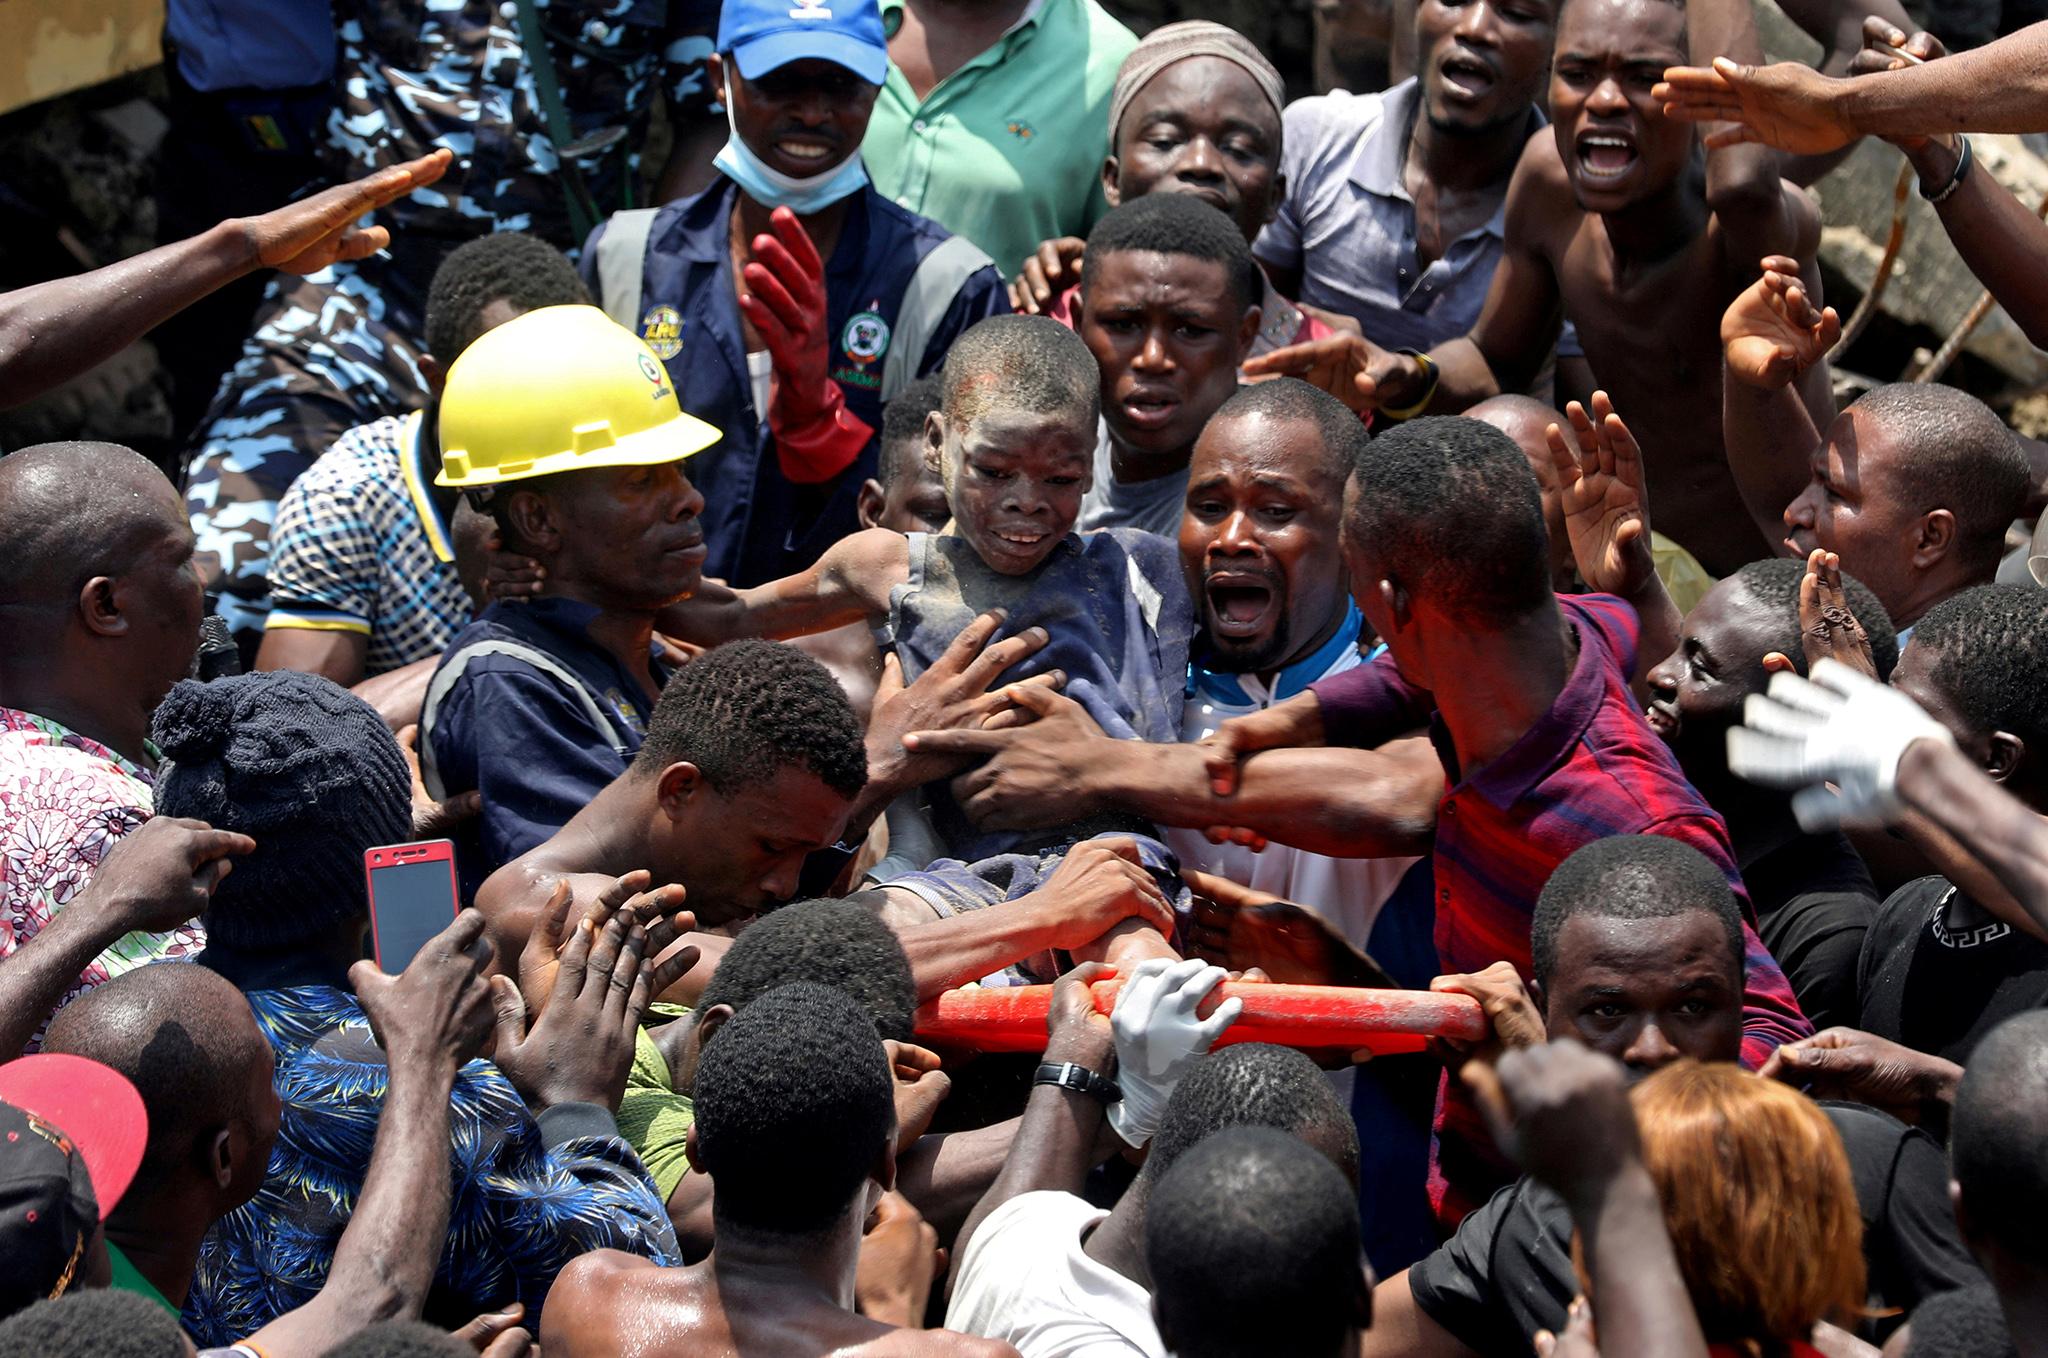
[913,981,1487,1056]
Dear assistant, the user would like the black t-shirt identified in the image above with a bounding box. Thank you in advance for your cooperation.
[1408,1101,1982,1350]
[1744,831,1880,1032]
[1858,876,2048,1067]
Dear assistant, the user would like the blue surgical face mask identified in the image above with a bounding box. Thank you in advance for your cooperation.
[713,69,870,214]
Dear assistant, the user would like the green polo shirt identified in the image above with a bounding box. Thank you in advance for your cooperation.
[865,0,1137,281]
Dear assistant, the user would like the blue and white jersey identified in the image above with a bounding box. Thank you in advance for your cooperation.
[1177,602,1421,951]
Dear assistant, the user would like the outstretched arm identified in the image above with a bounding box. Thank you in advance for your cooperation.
[905,685,1440,859]
[0,151,451,409]
[1692,0,1804,261]
[1242,149,1561,416]
[1730,661,2048,941]
[1658,22,2048,150]
[0,818,252,1059]
[655,527,904,644]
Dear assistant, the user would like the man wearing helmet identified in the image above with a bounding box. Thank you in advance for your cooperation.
[420,304,722,896]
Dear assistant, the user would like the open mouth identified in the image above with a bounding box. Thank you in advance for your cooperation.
[1576,132,1639,181]
[1439,52,1498,100]
[1645,700,1679,740]
[1206,577,1277,637]
[1784,531,1817,558]
[987,525,1051,557]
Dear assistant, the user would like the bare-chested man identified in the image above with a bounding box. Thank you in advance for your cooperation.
[1249,0,1833,578]
[542,981,1020,1357]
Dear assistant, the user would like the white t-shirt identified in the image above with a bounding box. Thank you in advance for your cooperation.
[747,349,773,426]
[946,1192,1164,1358]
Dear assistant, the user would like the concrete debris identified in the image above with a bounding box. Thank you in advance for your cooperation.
[1759,0,2048,390]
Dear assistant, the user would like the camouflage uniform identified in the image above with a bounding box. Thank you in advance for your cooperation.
[187,0,718,648]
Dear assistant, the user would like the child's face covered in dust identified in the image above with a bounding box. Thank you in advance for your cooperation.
[934,405,1096,577]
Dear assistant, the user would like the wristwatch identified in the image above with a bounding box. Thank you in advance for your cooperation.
[1033,1060,1121,1103]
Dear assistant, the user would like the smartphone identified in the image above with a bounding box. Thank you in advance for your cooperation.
[364,839,460,973]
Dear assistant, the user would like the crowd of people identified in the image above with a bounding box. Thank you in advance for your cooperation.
[7,0,2048,1352]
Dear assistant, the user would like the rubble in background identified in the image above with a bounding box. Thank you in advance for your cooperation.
[0,69,177,464]
[1760,0,2048,408]
[4,4,2047,465]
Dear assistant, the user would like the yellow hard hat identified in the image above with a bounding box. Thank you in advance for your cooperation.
[436,303,721,488]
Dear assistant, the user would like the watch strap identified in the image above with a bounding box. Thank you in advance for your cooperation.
[1033,1060,1121,1103]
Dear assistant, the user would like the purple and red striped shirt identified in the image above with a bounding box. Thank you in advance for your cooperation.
[1309,593,1812,1222]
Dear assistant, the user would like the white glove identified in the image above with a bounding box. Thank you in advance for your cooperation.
[1105,957,1242,1148]
[1726,659,1954,830]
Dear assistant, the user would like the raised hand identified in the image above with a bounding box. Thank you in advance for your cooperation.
[741,206,832,418]
[242,149,454,275]
[1768,549,1879,680]
[73,815,256,936]
[515,870,697,1015]
[1655,58,1859,155]
[1545,391,1656,599]
[1026,837,1177,953]
[1240,334,1409,414]
[741,205,873,480]
[493,895,701,1111]
[351,908,497,1080]
[1722,256,1840,390]
[1757,1026,1961,1125]
[1010,237,1087,316]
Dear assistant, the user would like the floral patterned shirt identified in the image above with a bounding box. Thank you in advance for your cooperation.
[0,708,198,1046]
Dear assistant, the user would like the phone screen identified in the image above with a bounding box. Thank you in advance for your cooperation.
[368,858,457,972]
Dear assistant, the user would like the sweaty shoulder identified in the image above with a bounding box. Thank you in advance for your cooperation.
[541,1248,663,1351]
[1504,128,1577,244]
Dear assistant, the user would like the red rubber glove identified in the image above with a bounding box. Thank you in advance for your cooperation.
[740,206,875,484]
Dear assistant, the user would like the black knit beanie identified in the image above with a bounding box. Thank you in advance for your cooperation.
[151,672,412,951]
